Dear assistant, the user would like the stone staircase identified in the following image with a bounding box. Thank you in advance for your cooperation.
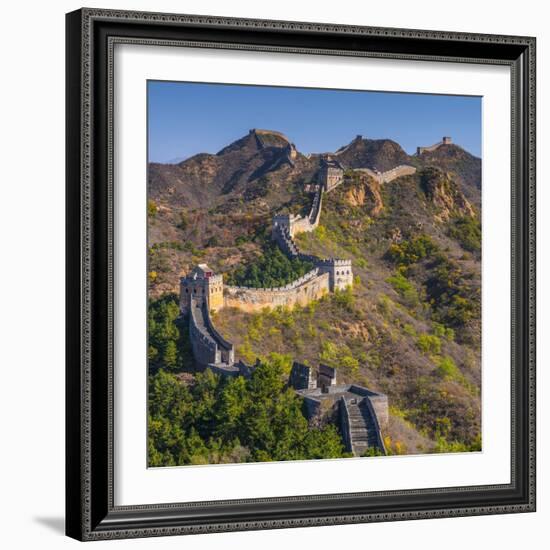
[347,398,381,456]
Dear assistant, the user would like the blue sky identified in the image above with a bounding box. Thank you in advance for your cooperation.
[148,81,481,163]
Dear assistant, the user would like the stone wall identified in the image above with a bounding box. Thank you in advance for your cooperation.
[189,300,220,366]
[188,297,235,367]
[271,185,323,239]
[251,128,291,145]
[224,270,330,313]
[180,273,223,313]
[379,164,417,183]
[349,384,389,429]
[316,258,353,291]
[354,164,416,184]
[417,136,452,155]
[339,397,353,453]
[289,362,317,390]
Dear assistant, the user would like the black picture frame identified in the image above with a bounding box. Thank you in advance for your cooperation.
[66,8,536,541]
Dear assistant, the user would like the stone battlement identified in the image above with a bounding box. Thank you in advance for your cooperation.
[417,136,452,155]
[316,258,352,266]
[250,128,291,142]
[226,268,321,293]
[189,297,234,367]
[319,157,345,192]
[290,363,388,456]
[354,164,416,184]
[272,185,323,239]
[173,144,417,456]
[224,270,330,313]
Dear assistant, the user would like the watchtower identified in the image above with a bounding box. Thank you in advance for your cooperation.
[180,264,224,314]
[317,259,353,291]
[318,364,337,393]
[289,362,317,391]
[319,157,344,192]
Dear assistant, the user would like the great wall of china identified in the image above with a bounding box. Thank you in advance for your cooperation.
[417,135,452,155]
[175,133,452,455]
[354,164,417,184]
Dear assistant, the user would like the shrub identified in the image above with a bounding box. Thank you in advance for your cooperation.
[332,286,355,311]
[387,234,438,268]
[386,272,420,308]
[176,211,188,231]
[448,216,481,253]
[147,199,158,217]
[435,356,460,380]
[432,322,455,341]
[148,246,170,273]
[148,360,348,466]
[417,333,442,355]
[205,235,219,248]
[313,225,328,242]
[377,294,393,317]
[226,243,313,288]
[426,256,480,329]
[319,341,360,376]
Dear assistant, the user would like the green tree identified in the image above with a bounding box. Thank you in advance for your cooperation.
[148,294,192,373]
[226,243,313,288]
[147,359,347,466]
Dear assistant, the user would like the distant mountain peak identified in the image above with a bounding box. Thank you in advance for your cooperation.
[335,135,410,172]
[216,128,294,157]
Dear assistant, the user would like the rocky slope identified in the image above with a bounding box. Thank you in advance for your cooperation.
[148,130,481,295]
[148,130,482,455]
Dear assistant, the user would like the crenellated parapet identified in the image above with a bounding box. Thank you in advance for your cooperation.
[271,185,323,240]
[224,270,330,313]
[290,363,389,456]
[416,136,452,155]
[316,258,353,291]
[354,164,416,184]
[180,264,224,314]
[189,297,222,366]
[226,268,321,294]
[319,157,345,192]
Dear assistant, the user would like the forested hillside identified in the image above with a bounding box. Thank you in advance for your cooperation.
[148,129,482,463]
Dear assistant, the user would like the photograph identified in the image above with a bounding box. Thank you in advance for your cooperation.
[146,81,483,467]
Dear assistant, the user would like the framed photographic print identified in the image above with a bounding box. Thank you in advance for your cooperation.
[66,8,536,541]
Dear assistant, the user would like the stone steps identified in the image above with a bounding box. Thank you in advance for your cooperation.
[346,399,382,456]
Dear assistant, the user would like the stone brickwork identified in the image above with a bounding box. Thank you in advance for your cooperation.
[189,297,234,367]
[291,366,389,456]
[318,364,337,391]
[316,258,353,291]
[271,184,323,239]
[224,270,330,313]
[180,264,224,313]
[289,362,317,390]
[171,146,413,456]
[354,164,417,184]
[319,157,345,192]
[417,136,452,155]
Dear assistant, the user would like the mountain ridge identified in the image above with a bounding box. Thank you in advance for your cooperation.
[149,129,481,208]
[147,128,482,457]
